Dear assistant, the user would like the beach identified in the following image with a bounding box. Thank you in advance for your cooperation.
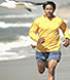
[0,46,70,80]
[0,0,70,80]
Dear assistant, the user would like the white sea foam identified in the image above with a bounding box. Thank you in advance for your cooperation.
[0,36,36,52]
[0,14,38,19]
[0,52,26,61]
[0,36,36,61]
[0,21,32,28]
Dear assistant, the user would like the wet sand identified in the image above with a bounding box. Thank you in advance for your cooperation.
[0,46,70,80]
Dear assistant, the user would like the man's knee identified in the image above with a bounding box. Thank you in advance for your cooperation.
[37,62,46,74]
[48,60,57,76]
[48,66,55,76]
[38,68,45,74]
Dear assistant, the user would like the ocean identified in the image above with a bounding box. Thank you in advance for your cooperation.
[0,0,70,61]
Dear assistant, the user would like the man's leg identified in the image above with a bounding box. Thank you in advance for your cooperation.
[48,60,57,80]
[37,61,46,74]
[35,51,47,74]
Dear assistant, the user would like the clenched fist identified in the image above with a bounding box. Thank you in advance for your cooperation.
[63,39,69,47]
[38,37,45,44]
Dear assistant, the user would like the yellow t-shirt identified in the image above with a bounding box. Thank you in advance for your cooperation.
[29,15,70,52]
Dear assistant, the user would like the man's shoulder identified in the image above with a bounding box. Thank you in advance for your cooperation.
[56,16,63,20]
[56,16,67,25]
[56,16,63,21]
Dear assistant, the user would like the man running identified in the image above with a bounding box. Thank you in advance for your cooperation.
[29,1,70,80]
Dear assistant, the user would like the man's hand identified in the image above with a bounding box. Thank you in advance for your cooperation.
[31,44,36,49]
[31,37,45,49]
[38,37,45,44]
[63,39,69,47]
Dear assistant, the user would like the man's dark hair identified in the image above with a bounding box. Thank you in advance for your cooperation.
[43,1,56,11]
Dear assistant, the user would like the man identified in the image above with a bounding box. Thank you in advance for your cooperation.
[29,1,70,80]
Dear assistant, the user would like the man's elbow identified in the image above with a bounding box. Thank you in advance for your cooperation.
[29,31,32,38]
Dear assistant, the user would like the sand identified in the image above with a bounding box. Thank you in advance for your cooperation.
[0,46,70,80]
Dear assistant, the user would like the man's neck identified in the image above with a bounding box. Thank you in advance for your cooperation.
[44,15,55,19]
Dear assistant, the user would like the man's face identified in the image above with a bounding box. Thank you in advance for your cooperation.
[44,4,54,18]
